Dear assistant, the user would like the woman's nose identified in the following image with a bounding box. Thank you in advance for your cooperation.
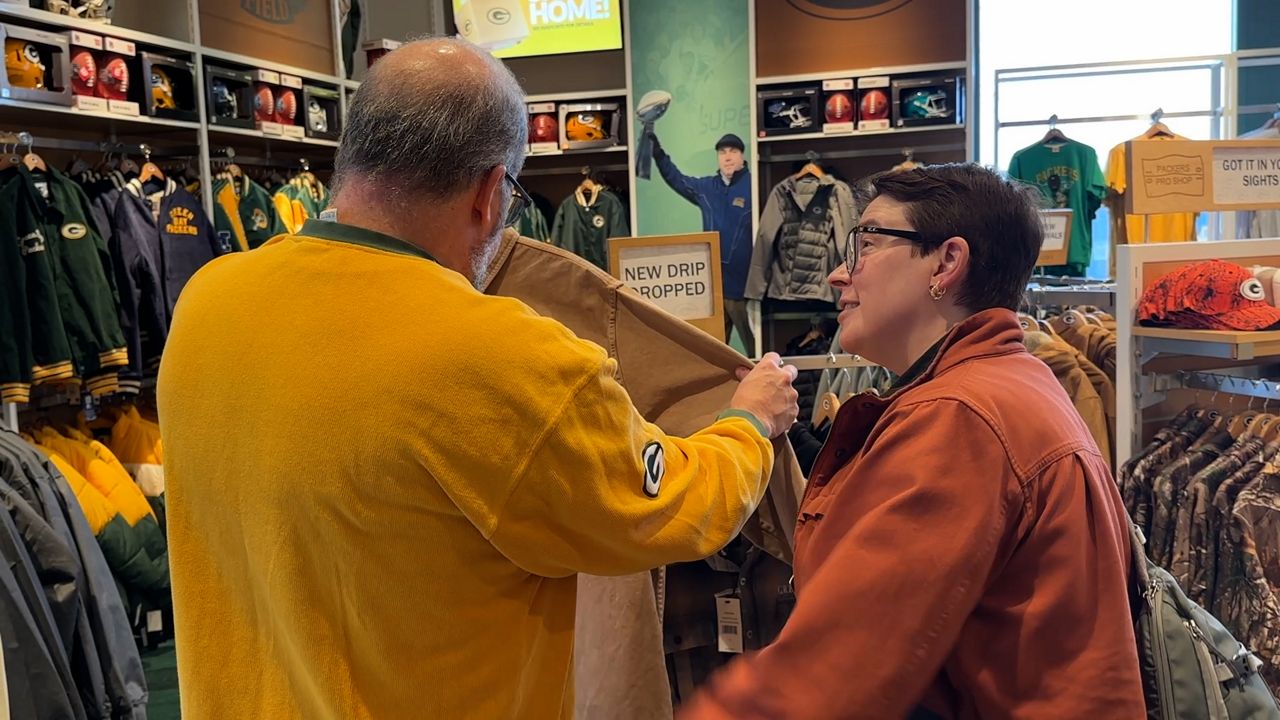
[828,264,851,288]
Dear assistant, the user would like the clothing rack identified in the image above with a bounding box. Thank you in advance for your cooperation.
[0,130,200,158]
[1144,370,1280,410]
[761,142,966,164]
[775,353,877,372]
[210,146,332,171]
[1024,282,1117,312]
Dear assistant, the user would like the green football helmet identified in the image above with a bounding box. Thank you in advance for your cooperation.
[903,90,950,120]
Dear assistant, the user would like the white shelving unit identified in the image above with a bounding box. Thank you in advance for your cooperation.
[0,1,351,215]
[1116,238,1280,463]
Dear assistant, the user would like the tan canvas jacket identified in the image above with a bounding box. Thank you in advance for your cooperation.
[482,231,804,718]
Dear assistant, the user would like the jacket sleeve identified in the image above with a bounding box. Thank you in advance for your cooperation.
[0,188,33,403]
[607,193,630,237]
[486,356,775,578]
[679,399,1022,720]
[744,185,785,301]
[656,151,702,206]
[550,201,572,252]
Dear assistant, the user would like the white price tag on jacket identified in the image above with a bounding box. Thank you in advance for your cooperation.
[716,594,744,654]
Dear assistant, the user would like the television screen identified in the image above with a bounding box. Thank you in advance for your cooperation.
[454,1,624,59]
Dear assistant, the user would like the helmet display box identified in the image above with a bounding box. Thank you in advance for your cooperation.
[205,64,254,129]
[302,85,341,140]
[559,101,621,150]
[757,85,820,137]
[891,75,963,128]
[141,52,197,122]
[0,24,71,106]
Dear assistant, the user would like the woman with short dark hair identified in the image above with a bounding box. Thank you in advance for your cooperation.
[681,163,1146,718]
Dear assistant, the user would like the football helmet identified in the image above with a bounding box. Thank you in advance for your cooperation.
[902,90,950,120]
[307,98,327,133]
[211,79,238,118]
[70,49,97,95]
[150,67,176,110]
[565,112,607,142]
[6,40,45,90]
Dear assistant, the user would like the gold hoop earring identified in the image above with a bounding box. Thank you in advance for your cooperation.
[929,283,946,301]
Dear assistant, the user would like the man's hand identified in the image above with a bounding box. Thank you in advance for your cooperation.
[647,130,666,160]
[731,352,799,439]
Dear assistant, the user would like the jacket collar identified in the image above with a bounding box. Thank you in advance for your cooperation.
[297,218,436,262]
[478,228,521,292]
[722,168,749,187]
[891,308,1027,396]
[124,176,178,198]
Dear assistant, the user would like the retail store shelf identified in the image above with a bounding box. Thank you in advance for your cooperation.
[526,145,629,158]
[756,61,968,86]
[200,47,345,86]
[0,98,201,133]
[1133,326,1280,361]
[208,125,339,148]
[757,123,967,143]
[0,4,197,53]
[525,88,628,104]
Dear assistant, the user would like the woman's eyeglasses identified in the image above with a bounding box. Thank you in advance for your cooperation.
[844,225,926,274]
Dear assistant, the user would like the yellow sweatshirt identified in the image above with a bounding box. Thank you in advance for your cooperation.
[157,219,774,719]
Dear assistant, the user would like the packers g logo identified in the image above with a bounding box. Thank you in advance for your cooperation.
[592,215,605,229]
[641,442,665,498]
[61,223,88,240]
[251,208,269,231]
[785,0,914,20]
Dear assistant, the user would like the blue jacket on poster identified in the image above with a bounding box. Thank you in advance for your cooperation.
[654,151,753,300]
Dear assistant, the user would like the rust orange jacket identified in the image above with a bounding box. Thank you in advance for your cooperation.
[681,309,1145,719]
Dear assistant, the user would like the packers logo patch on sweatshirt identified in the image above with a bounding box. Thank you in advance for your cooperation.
[61,223,88,240]
[642,442,665,498]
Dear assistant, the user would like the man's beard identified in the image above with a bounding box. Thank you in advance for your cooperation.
[469,223,504,289]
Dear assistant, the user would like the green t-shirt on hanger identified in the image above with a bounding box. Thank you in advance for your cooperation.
[1008,139,1107,277]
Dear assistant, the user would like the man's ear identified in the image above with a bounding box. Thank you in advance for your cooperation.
[473,165,507,226]
[931,236,970,294]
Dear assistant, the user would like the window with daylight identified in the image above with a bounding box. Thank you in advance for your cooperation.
[978,0,1233,278]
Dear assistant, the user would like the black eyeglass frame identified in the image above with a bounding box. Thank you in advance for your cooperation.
[504,170,532,228]
[844,225,928,274]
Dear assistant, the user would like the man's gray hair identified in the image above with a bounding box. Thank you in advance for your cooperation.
[333,37,528,203]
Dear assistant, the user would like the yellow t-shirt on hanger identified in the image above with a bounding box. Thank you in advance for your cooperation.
[1105,139,1198,243]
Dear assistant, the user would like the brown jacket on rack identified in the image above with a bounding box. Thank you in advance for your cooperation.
[680,310,1143,719]
[1057,321,1117,381]
[481,230,805,719]
[1025,331,1113,466]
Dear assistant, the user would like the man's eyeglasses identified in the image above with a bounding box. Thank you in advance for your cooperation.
[844,225,926,275]
[504,170,532,228]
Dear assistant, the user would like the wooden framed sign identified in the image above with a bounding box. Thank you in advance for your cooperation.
[1036,209,1073,267]
[1126,139,1280,215]
[609,232,725,341]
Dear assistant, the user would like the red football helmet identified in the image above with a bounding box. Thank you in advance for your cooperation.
[859,89,890,121]
[529,113,558,143]
[70,49,97,96]
[275,87,297,124]
[253,83,275,122]
[824,91,853,123]
[96,55,129,101]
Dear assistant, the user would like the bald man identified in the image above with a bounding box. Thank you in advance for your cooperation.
[157,38,799,718]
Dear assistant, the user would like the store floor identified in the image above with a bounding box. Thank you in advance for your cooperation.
[142,641,182,720]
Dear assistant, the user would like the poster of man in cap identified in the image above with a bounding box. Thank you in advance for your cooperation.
[641,113,755,351]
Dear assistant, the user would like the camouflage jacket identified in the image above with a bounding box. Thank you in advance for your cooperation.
[1218,468,1280,686]
[1175,436,1266,604]
[1149,430,1234,567]
[1210,448,1280,619]
[1125,418,1209,537]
